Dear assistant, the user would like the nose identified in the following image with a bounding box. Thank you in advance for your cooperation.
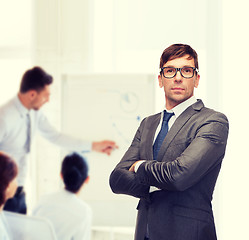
[174,70,182,82]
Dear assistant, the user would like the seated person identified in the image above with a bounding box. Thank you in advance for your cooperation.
[33,152,92,240]
[0,151,18,240]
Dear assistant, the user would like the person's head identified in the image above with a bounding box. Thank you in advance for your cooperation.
[0,152,18,208]
[19,66,53,110]
[61,153,89,194]
[158,43,200,109]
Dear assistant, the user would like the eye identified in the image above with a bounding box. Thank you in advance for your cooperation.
[165,68,175,73]
[182,67,193,73]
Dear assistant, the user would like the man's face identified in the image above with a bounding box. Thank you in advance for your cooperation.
[30,85,51,110]
[158,55,200,109]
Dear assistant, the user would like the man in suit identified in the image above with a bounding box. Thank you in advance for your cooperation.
[109,44,229,240]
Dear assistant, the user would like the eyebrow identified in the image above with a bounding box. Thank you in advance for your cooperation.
[164,65,194,68]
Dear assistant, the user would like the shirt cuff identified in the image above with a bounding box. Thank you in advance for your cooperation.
[149,186,161,193]
[134,160,161,193]
[134,160,146,172]
[85,141,93,152]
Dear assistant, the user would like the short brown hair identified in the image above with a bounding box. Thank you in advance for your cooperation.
[0,152,18,206]
[159,44,199,70]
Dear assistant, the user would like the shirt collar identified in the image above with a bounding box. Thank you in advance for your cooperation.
[165,96,197,119]
[14,94,30,117]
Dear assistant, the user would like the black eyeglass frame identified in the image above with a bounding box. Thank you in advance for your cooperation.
[160,67,199,79]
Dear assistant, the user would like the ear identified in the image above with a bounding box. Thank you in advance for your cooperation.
[158,74,163,88]
[84,176,90,184]
[194,74,200,88]
[28,90,38,100]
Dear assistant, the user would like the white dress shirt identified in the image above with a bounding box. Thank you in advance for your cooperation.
[0,95,92,185]
[154,96,197,140]
[135,96,197,192]
[33,189,92,240]
[0,211,11,240]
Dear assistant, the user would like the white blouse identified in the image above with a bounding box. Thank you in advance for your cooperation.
[0,211,11,240]
[33,189,92,240]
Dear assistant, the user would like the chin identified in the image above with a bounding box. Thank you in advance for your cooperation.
[32,107,40,111]
[171,96,185,103]
[174,94,191,102]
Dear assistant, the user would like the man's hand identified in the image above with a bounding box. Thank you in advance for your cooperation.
[92,140,118,155]
[129,161,142,172]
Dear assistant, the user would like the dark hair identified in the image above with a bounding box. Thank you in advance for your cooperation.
[0,152,18,206]
[159,44,199,70]
[19,66,53,93]
[61,153,88,193]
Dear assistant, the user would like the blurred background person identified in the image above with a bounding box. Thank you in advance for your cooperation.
[0,151,18,240]
[0,66,117,214]
[33,152,92,240]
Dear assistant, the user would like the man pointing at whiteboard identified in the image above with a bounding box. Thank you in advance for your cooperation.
[0,66,118,214]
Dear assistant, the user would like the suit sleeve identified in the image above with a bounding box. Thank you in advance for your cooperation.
[109,119,150,199]
[136,112,229,191]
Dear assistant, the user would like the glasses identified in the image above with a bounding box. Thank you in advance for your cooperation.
[160,67,199,79]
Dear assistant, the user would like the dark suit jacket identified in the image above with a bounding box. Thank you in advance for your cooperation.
[109,100,229,240]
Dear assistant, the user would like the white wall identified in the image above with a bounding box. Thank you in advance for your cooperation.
[219,1,249,239]
[32,0,226,232]
[0,0,32,105]
[1,0,249,238]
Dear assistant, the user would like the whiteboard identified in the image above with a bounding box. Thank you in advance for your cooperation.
[61,73,155,226]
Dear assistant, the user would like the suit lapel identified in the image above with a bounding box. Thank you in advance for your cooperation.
[157,100,204,161]
[144,113,161,160]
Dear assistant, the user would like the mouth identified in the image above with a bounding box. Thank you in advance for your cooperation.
[171,87,185,91]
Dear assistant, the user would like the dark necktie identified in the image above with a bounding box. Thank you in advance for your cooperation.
[153,110,174,160]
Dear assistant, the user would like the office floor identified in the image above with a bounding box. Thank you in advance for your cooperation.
[91,226,134,240]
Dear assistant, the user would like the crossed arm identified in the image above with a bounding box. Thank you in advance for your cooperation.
[110,112,229,197]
